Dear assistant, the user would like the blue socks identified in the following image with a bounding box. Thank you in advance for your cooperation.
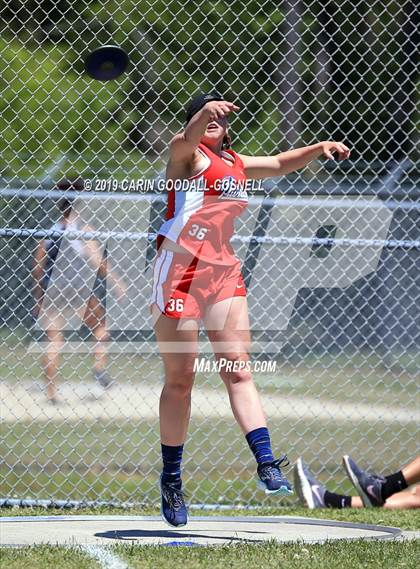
[161,443,184,485]
[245,427,275,465]
[161,430,274,485]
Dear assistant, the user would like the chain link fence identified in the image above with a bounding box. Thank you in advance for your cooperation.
[1,1,419,507]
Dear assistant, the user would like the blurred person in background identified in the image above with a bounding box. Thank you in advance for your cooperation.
[32,179,127,404]
[294,455,420,510]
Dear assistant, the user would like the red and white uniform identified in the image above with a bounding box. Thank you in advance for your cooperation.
[157,144,248,264]
[152,144,248,319]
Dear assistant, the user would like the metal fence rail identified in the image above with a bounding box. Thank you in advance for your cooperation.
[0,0,418,507]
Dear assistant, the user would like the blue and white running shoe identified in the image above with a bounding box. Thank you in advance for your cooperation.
[294,458,327,509]
[257,455,293,495]
[160,475,188,527]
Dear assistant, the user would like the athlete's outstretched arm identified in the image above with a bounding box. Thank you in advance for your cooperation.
[239,141,351,180]
[169,100,239,165]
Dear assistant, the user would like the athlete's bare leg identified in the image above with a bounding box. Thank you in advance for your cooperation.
[152,305,199,446]
[41,312,64,402]
[83,294,109,372]
[204,296,267,434]
[401,456,420,486]
[384,486,420,509]
[348,488,420,509]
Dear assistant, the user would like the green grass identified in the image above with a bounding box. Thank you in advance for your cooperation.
[0,546,95,569]
[0,507,419,569]
[1,540,419,569]
[104,540,420,569]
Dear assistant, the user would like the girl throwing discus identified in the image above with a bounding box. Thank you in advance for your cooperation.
[151,92,350,527]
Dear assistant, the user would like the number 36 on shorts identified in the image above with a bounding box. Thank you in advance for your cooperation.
[166,298,184,313]
[188,224,208,241]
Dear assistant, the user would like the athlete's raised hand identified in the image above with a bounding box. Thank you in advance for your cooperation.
[171,100,239,161]
[320,141,351,161]
[203,100,240,122]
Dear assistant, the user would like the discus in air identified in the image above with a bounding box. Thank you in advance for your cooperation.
[84,45,129,81]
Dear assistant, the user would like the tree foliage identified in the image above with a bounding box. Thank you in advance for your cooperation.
[0,0,417,182]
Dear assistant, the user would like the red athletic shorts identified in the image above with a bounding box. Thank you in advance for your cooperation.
[150,249,246,319]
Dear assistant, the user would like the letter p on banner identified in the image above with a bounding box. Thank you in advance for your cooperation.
[246,196,393,332]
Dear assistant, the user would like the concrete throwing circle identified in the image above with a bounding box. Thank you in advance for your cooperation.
[0,515,401,547]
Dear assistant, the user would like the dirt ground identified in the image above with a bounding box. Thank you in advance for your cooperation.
[1,379,418,425]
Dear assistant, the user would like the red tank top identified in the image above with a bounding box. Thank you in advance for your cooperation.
[157,143,248,265]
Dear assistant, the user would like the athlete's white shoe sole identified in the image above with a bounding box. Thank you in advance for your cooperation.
[257,479,294,496]
[294,457,316,509]
[342,454,372,508]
